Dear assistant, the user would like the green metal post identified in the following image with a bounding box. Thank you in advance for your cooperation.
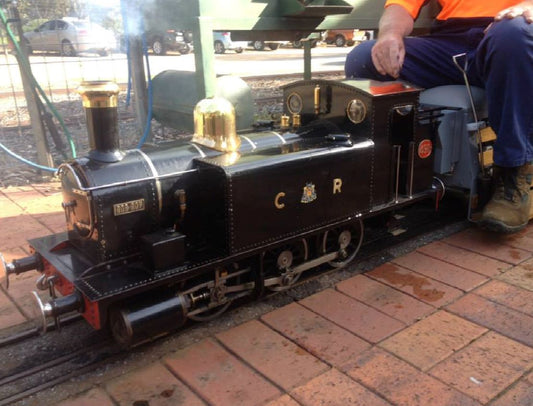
[303,40,312,80]
[193,0,216,99]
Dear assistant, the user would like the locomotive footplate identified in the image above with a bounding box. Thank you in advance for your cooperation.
[29,233,190,302]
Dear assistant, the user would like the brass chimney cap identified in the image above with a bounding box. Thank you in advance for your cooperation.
[77,80,120,108]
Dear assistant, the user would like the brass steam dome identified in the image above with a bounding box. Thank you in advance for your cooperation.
[192,97,241,152]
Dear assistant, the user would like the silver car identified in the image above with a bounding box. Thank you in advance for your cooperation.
[213,32,246,54]
[23,18,116,57]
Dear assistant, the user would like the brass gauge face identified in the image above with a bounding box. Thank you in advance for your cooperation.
[286,92,303,114]
[346,99,367,124]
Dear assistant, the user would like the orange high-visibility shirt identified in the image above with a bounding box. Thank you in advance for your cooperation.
[385,0,521,20]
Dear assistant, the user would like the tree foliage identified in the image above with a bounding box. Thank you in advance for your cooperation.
[16,0,88,25]
[12,0,122,33]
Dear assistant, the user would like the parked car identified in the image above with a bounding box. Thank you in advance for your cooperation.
[23,18,116,56]
[292,38,318,48]
[248,40,288,51]
[145,30,191,55]
[213,32,246,54]
[292,33,321,49]
[323,29,373,47]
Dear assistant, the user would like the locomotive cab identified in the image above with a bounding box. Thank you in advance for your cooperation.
[282,79,437,204]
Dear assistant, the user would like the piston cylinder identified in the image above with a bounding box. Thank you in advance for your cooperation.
[77,80,123,162]
[109,294,189,348]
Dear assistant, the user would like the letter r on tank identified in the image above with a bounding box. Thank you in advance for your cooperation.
[333,178,342,194]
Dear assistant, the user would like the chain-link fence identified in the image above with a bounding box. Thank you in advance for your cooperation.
[0,5,172,186]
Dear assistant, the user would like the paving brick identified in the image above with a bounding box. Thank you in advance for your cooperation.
[392,251,488,291]
[0,246,29,262]
[523,223,533,238]
[4,271,48,319]
[3,188,48,209]
[367,262,463,307]
[105,362,205,406]
[475,280,533,316]
[498,261,533,291]
[496,229,533,252]
[33,212,66,234]
[336,274,434,324]
[0,214,52,249]
[347,347,482,406]
[17,193,62,215]
[299,289,405,343]
[380,310,487,371]
[429,332,533,404]
[0,195,24,217]
[216,319,329,391]
[418,241,511,277]
[164,338,281,406]
[31,182,61,196]
[264,394,301,406]
[0,288,27,328]
[447,293,533,346]
[444,228,532,265]
[56,387,114,406]
[261,302,371,371]
[490,371,533,406]
[290,368,392,406]
[0,247,33,328]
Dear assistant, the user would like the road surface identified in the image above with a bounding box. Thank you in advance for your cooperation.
[0,45,351,93]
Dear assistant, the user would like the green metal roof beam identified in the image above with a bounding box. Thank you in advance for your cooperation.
[142,0,353,31]
[280,0,352,16]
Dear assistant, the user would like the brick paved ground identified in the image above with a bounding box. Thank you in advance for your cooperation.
[1,183,533,406]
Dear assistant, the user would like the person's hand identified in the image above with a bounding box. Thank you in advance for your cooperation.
[371,33,405,78]
[495,2,533,23]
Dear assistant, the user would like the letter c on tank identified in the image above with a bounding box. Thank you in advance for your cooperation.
[275,192,285,209]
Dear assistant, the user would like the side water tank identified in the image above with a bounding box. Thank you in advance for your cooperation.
[152,70,254,132]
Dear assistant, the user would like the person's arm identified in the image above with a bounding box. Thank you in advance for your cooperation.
[372,4,415,78]
[495,0,533,23]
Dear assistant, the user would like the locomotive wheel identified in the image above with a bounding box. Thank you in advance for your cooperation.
[321,220,364,268]
[262,239,309,291]
[188,301,232,322]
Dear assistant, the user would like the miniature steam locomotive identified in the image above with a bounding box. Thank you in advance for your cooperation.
[1,77,492,346]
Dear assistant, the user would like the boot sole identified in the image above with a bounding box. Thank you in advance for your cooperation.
[478,218,528,234]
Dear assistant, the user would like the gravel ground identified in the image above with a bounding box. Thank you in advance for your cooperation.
[0,73,343,188]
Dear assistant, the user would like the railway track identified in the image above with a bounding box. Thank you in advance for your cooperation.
[0,198,467,406]
[0,318,117,406]
[0,341,117,406]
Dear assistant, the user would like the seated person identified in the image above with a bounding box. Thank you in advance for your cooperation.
[345,0,533,233]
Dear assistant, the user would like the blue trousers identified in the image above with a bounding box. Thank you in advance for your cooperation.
[345,18,533,167]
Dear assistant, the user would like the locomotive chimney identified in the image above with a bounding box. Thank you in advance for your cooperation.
[78,81,123,162]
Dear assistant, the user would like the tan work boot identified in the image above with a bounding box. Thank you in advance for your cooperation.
[480,163,533,233]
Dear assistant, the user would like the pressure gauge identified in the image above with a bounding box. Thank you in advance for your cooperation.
[286,92,303,114]
[346,99,367,124]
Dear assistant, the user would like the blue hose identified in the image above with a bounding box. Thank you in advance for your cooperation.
[0,141,56,172]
